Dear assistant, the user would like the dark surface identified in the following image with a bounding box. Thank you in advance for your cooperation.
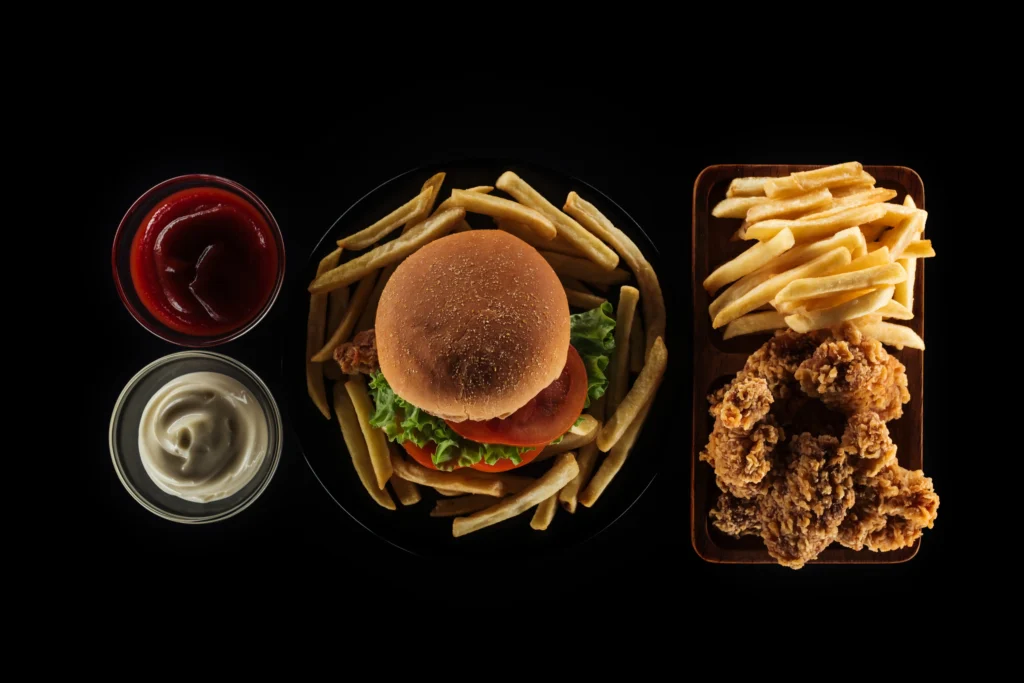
[68,91,953,596]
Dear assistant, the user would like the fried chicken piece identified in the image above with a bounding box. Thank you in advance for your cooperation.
[700,377,783,499]
[333,328,379,375]
[710,492,761,538]
[795,322,909,421]
[758,433,856,569]
[838,464,939,552]
[839,412,898,477]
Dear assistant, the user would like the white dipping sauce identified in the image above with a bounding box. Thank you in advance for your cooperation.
[138,372,268,503]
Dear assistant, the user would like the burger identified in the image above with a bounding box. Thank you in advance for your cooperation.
[333,230,616,472]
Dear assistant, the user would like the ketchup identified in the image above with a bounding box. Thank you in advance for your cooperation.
[129,187,279,336]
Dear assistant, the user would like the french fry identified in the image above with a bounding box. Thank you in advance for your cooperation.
[763,162,864,198]
[831,187,897,209]
[496,218,579,257]
[391,453,505,497]
[864,203,919,230]
[861,224,888,242]
[713,247,852,328]
[306,247,342,418]
[703,228,796,294]
[711,196,771,219]
[452,453,579,537]
[536,417,600,461]
[894,257,917,311]
[565,289,607,310]
[310,208,466,294]
[732,221,750,241]
[339,185,432,250]
[356,263,397,332]
[597,336,667,452]
[559,276,589,291]
[726,177,770,197]
[580,396,654,508]
[431,495,496,517]
[786,286,894,333]
[333,384,395,510]
[450,189,556,239]
[731,226,864,285]
[431,185,492,215]
[709,269,778,321]
[903,194,917,210]
[325,287,351,380]
[530,495,558,530]
[311,271,378,362]
[780,287,874,314]
[570,414,600,436]
[901,240,935,259]
[744,188,833,223]
[404,172,446,231]
[832,247,891,274]
[607,286,640,415]
[722,311,787,339]
[563,192,666,350]
[540,252,631,286]
[830,181,877,198]
[496,172,619,270]
[345,376,393,489]
[390,476,422,506]
[629,314,645,373]
[856,320,925,350]
[559,397,605,513]
[744,204,888,243]
[775,262,906,303]
[879,210,927,260]
[435,488,463,497]
[876,300,914,320]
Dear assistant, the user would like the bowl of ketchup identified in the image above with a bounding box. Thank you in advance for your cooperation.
[113,175,285,346]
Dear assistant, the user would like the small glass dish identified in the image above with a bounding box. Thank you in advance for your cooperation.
[111,174,286,347]
[109,351,283,524]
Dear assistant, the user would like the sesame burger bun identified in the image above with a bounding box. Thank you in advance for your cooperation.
[375,230,571,422]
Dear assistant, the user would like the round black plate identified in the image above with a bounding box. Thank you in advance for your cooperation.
[283,160,668,558]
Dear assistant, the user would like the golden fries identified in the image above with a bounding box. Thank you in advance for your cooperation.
[607,286,639,416]
[435,488,463,497]
[893,257,917,311]
[786,286,894,333]
[629,315,645,373]
[431,495,497,517]
[311,270,378,362]
[855,320,925,350]
[389,445,422,506]
[726,177,770,197]
[722,311,787,339]
[832,247,891,274]
[333,384,395,510]
[563,192,666,350]
[431,184,491,216]
[540,251,631,286]
[571,414,600,436]
[703,228,796,294]
[497,172,619,270]
[580,396,654,508]
[452,453,579,537]
[879,210,927,260]
[391,453,505,497]
[339,185,432,250]
[598,336,667,452]
[711,196,770,219]
[449,189,556,239]
[306,247,342,418]
[558,397,604,513]
[763,162,864,198]
[745,188,833,223]
[876,300,913,320]
[536,417,599,461]
[831,187,897,209]
[310,207,465,294]
[356,263,396,332]
[713,247,852,328]
[345,376,393,489]
[530,495,558,530]
[565,289,607,310]
[496,218,579,257]
[775,262,906,303]
[830,181,877,198]
[901,241,935,259]
[745,204,888,243]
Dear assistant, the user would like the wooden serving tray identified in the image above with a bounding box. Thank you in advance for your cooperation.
[690,164,925,565]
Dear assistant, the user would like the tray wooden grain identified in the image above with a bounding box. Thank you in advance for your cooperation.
[690,164,925,565]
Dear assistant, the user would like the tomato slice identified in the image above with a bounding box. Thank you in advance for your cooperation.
[402,441,439,470]
[469,446,543,472]
[445,345,588,447]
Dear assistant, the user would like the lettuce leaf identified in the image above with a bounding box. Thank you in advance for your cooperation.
[570,302,616,407]
[367,372,531,470]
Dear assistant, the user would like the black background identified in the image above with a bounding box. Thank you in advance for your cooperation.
[66,84,956,600]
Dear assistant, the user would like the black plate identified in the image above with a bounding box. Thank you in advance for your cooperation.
[283,160,668,557]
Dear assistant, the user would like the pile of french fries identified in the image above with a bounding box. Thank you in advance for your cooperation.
[707,162,931,350]
[305,170,667,537]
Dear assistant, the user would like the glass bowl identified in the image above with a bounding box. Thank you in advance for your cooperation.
[111,174,286,347]
[109,351,283,524]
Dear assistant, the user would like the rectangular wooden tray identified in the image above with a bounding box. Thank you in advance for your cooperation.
[690,164,925,565]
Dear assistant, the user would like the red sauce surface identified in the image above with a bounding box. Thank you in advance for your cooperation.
[129,187,279,336]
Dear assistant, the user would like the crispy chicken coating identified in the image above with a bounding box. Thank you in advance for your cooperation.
[710,492,761,538]
[838,464,939,552]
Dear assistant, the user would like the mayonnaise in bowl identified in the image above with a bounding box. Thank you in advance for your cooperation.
[138,371,269,503]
